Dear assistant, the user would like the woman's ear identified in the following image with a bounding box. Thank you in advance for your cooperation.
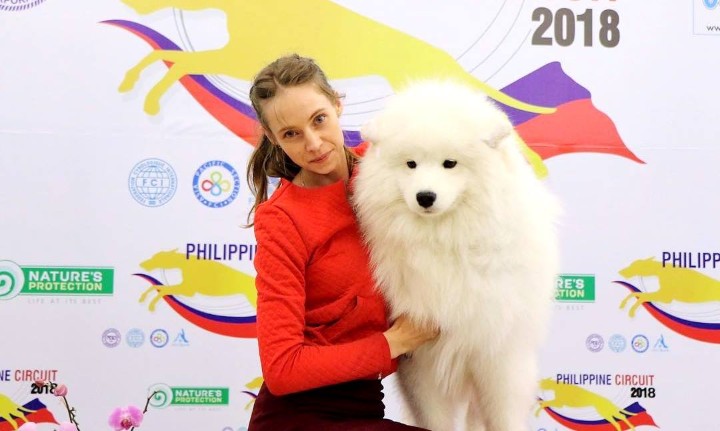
[335,97,343,117]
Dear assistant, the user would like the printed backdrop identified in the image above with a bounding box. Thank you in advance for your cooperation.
[2,1,720,430]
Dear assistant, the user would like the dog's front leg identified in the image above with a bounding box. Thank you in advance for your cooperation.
[397,354,455,431]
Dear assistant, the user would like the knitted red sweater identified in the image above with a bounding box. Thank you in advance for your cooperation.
[253,176,395,396]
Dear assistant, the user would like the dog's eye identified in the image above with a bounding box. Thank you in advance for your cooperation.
[443,160,457,169]
[406,161,417,169]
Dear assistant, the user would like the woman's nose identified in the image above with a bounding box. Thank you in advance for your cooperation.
[305,130,322,151]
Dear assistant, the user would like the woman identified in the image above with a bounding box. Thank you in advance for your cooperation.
[246,54,437,430]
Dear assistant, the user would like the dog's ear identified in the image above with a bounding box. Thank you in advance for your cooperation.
[481,107,515,149]
[484,129,511,149]
[360,118,381,146]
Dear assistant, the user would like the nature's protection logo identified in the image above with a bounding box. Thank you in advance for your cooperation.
[104,1,642,177]
[147,383,229,409]
[537,378,658,430]
[615,255,720,343]
[135,249,257,337]
[0,260,113,300]
[556,274,596,302]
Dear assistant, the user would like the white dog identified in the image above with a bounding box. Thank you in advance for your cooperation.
[352,80,560,431]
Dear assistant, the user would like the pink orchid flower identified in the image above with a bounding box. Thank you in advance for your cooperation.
[33,379,46,389]
[17,423,37,431]
[58,422,78,431]
[108,405,143,430]
[53,384,68,397]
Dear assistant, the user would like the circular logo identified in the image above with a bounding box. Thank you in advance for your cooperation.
[102,328,122,348]
[631,335,649,353]
[192,160,240,208]
[150,329,169,348]
[126,328,145,348]
[704,0,719,10]
[128,158,177,207]
[608,334,627,353]
[586,334,604,352]
[0,0,47,12]
[148,383,173,408]
[0,261,24,301]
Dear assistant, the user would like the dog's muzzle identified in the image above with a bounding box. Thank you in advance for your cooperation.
[416,191,437,208]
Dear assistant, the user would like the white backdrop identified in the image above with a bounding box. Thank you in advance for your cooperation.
[2,1,720,430]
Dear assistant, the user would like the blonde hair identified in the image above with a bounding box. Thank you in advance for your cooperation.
[245,54,356,225]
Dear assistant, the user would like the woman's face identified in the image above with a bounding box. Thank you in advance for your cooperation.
[262,83,347,186]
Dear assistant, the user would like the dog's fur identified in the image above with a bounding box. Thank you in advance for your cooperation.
[352,80,560,431]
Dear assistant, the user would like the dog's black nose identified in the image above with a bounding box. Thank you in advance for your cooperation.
[416,191,436,208]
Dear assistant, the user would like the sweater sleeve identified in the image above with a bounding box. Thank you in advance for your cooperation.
[253,204,393,395]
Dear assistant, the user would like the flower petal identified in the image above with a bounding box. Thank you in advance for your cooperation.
[58,422,78,431]
[53,384,68,397]
[127,405,144,426]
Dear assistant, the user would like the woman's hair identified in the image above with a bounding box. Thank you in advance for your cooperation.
[245,54,356,225]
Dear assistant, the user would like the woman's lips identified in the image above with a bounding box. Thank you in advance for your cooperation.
[310,151,331,163]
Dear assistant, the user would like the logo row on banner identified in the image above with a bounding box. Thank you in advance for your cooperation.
[3,258,720,346]
[128,158,270,209]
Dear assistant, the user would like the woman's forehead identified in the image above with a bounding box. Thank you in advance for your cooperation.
[264,84,334,129]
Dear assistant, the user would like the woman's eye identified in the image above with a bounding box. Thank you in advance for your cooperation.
[406,161,417,169]
[283,130,298,139]
[315,114,327,124]
[443,160,457,169]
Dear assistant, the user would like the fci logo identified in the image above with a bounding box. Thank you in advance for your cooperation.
[705,0,719,9]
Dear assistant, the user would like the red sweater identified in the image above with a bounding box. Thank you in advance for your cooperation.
[253,176,395,395]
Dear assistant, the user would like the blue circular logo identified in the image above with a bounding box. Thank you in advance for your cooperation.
[0,0,47,12]
[102,328,121,348]
[585,334,604,352]
[128,158,177,207]
[704,0,719,10]
[608,334,627,353]
[192,160,240,208]
[126,328,145,348]
[631,334,649,353]
[150,329,169,348]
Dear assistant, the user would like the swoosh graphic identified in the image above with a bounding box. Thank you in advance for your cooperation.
[540,400,658,430]
[615,280,720,343]
[134,273,257,338]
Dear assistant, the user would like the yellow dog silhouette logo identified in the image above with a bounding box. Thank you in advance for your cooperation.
[537,379,636,431]
[619,257,720,318]
[118,0,552,117]
[138,249,257,312]
[243,376,263,410]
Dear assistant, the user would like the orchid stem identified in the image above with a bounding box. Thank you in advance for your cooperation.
[61,395,81,431]
[129,390,159,431]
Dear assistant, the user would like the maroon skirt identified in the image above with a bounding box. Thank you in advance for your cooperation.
[248,379,427,431]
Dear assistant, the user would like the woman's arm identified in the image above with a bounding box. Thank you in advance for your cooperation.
[253,205,394,395]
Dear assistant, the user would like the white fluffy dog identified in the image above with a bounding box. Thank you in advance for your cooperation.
[352,80,560,431]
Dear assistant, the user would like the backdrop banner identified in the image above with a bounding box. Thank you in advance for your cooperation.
[2,1,719,430]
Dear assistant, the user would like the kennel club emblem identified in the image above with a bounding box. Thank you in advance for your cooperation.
[105,0,642,177]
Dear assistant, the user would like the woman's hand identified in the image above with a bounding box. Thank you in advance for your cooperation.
[383,315,440,359]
